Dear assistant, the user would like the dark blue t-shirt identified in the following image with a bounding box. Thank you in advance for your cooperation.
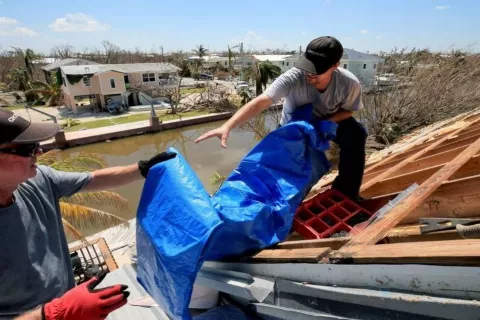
[0,165,91,319]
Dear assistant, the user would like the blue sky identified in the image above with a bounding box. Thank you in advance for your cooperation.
[0,0,478,54]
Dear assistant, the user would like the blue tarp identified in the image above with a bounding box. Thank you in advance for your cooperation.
[137,113,337,319]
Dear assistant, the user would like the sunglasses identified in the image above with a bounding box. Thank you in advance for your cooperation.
[0,143,41,157]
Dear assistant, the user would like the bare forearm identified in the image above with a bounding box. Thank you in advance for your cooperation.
[223,94,273,129]
[14,308,42,320]
[83,163,142,192]
[326,110,353,123]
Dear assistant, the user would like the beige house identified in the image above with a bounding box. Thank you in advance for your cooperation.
[60,63,181,112]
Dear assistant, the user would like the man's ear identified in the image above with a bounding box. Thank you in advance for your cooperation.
[332,62,340,70]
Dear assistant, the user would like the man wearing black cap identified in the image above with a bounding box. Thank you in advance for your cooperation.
[0,110,176,319]
[195,36,367,201]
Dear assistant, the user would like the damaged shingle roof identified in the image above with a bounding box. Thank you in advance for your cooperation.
[60,63,181,75]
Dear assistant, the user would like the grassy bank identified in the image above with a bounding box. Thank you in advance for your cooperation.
[62,110,211,132]
[180,87,207,95]
[1,105,27,111]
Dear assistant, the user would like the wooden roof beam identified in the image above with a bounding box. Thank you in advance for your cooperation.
[338,135,480,255]
[331,240,480,265]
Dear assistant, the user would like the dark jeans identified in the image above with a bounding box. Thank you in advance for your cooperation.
[331,117,368,199]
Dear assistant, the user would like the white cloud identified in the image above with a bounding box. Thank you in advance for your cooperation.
[0,17,18,25]
[0,17,37,36]
[375,36,383,40]
[230,31,279,49]
[360,29,368,34]
[435,6,449,10]
[14,27,38,36]
[49,13,110,32]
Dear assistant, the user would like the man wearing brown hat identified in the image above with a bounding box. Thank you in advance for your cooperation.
[195,36,367,201]
[0,110,175,319]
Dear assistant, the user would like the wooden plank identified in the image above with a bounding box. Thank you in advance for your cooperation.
[362,164,441,198]
[247,248,331,263]
[455,122,480,137]
[277,227,460,250]
[367,126,480,175]
[360,123,473,193]
[332,240,480,265]
[310,116,480,194]
[96,237,118,272]
[394,145,469,177]
[361,174,480,224]
[364,140,437,175]
[363,154,480,198]
[422,132,480,158]
[339,135,480,255]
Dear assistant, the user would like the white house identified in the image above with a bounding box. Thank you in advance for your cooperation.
[340,49,384,88]
[252,55,296,73]
[187,55,229,69]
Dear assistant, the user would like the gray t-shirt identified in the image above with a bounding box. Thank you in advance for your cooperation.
[264,67,363,125]
[0,165,91,319]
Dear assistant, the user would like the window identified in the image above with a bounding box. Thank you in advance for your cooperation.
[82,76,91,87]
[282,61,285,66]
[142,73,155,82]
[110,79,116,89]
[343,64,348,69]
[158,73,169,80]
[363,64,367,69]
[373,64,377,69]
[286,62,289,66]
[225,61,228,66]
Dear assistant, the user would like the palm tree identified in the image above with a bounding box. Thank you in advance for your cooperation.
[254,61,281,95]
[25,81,62,106]
[193,45,208,71]
[194,45,208,59]
[37,150,129,241]
[7,68,29,91]
[11,47,38,80]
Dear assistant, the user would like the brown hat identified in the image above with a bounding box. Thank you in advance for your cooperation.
[0,109,59,144]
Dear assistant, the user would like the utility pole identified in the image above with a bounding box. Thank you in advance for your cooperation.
[160,46,164,62]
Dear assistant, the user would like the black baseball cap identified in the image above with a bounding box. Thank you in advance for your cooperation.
[296,36,344,75]
[0,109,59,145]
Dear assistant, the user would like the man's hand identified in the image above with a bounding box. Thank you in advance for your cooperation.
[194,125,231,148]
[42,273,129,320]
[138,151,177,178]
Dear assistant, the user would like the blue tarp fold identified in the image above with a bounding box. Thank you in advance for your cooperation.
[137,116,337,319]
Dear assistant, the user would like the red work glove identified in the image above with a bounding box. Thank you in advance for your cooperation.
[42,273,129,320]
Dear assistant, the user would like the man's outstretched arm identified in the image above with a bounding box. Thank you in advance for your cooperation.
[82,151,177,192]
[194,94,273,147]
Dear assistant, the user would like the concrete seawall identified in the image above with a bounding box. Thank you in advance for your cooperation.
[41,112,233,151]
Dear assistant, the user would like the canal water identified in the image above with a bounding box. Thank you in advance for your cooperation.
[59,114,279,237]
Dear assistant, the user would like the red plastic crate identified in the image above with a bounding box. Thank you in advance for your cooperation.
[293,189,373,239]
